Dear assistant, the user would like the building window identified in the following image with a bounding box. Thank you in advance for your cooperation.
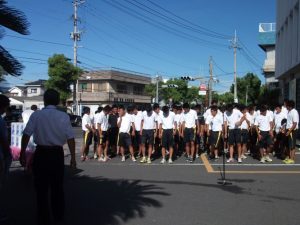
[30,88,37,93]
[93,83,106,92]
[133,86,143,95]
[79,83,88,92]
[116,84,128,94]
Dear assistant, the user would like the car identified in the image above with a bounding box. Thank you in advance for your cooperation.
[68,114,82,127]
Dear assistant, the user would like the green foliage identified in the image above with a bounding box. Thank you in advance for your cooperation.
[46,54,82,105]
[217,92,234,104]
[230,73,261,104]
[257,85,281,108]
[0,1,30,77]
[145,78,200,103]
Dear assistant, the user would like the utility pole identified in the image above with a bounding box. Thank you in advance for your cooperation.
[208,56,213,106]
[71,0,84,114]
[155,74,159,103]
[231,30,238,103]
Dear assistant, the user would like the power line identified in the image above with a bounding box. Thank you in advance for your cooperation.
[144,0,231,39]
[101,0,228,48]
[6,34,72,47]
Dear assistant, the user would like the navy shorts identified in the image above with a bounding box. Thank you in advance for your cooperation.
[241,129,249,144]
[209,131,222,148]
[287,130,297,150]
[161,129,174,149]
[118,133,132,148]
[228,129,241,145]
[99,131,108,145]
[184,128,196,143]
[141,129,154,145]
[258,131,273,149]
[83,131,93,146]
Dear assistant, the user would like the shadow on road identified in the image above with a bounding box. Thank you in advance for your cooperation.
[0,167,169,225]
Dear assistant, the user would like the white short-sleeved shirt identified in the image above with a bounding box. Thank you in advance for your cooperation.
[274,111,287,133]
[205,114,223,131]
[224,108,243,129]
[23,105,74,146]
[286,109,299,130]
[254,114,272,132]
[142,111,157,130]
[93,112,101,127]
[118,113,134,133]
[174,113,183,130]
[96,111,109,131]
[134,111,143,131]
[159,111,175,129]
[22,109,34,125]
[181,109,198,128]
[248,112,255,126]
[282,106,288,118]
[82,114,92,131]
[240,112,251,130]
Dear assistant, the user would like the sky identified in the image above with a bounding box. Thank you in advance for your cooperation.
[2,0,276,93]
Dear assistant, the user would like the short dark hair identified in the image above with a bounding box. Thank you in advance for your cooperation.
[112,104,118,109]
[210,105,218,112]
[145,104,152,113]
[103,105,111,112]
[260,105,267,113]
[183,103,190,109]
[118,105,125,110]
[83,107,90,114]
[44,89,60,106]
[0,94,10,108]
[153,103,160,110]
[162,105,169,113]
[287,100,295,108]
[31,105,38,111]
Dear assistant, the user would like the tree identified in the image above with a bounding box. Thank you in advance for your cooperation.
[0,1,30,79]
[230,73,261,105]
[46,54,82,105]
[217,92,234,104]
[258,85,281,108]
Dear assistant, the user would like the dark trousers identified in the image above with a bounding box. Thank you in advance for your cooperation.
[33,146,65,225]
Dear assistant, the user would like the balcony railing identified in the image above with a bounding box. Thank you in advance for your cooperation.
[259,23,276,32]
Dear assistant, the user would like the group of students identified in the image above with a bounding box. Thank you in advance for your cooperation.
[80,99,299,164]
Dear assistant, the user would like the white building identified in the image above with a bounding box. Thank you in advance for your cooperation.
[7,86,26,97]
[276,0,300,138]
[24,79,46,97]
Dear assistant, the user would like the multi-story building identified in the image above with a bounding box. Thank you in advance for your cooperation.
[24,79,46,97]
[258,23,278,89]
[276,0,300,137]
[74,69,152,113]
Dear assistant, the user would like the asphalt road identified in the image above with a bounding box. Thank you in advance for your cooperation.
[1,127,300,225]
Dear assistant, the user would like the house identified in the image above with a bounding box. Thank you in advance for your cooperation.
[7,86,26,97]
[24,79,46,97]
[71,68,152,114]
[8,96,44,110]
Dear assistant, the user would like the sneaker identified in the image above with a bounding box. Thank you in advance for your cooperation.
[140,157,147,163]
[81,155,85,162]
[121,156,126,162]
[98,157,104,162]
[93,153,98,159]
[147,158,152,164]
[241,155,247,159]
[227,158,234,163]
[283,157,290,163]
[284,159,295,164]
[195,153,200,159]
[131,156,136,162]
[160,158,166,164]
[166,150,169,155]
[265,155,273,162]
[102,157,108,162]
[238,158,242,163]
[260,157,266,163]
[168,158,173,164]
[214,156,220,161]
[188,156,194,163]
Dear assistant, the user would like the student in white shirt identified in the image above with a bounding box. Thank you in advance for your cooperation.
[140,104,157,164]
[254,105,274,163]
[153,103,161,155]
[273,104,287,156]
[284,100,299,164]
[206,105,223,160]
[81,107,93,161]
[96,105,110,162]
[181,103,199,163]
[173,104,183,157]
[133,105,143,159]
[159,106,176,164]
[240,105,251,159]
[117,105,136,162]
[224,104,244,163]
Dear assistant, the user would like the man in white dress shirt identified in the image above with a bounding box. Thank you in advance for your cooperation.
[96,105,110,162]
[20,89,76,225]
